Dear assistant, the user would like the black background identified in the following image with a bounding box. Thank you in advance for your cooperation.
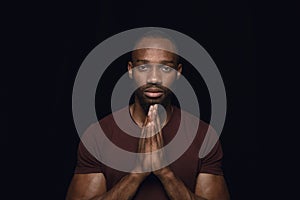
[4,0,260,199]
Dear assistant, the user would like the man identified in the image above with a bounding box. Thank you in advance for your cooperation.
[66,31,230,200]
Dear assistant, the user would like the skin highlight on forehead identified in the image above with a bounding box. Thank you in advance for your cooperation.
[132,49,178,66]
[132,37,179,66]
[134,37,178,53]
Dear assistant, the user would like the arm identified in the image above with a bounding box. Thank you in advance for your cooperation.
[155,168,207,200]
[150,105,230,200]
[66,108,153,200]
[195,173,230,200]
[66,173,106,200]
[154,169,230,200]
[66,172,148,200]
[149,106,206,200]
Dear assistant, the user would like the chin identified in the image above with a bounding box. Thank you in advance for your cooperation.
[143,95,165,105]
[135,89,172,112]
[143,96,171,109]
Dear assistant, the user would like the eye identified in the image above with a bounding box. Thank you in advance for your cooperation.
[160,65,172,72]
[137,65,150,72]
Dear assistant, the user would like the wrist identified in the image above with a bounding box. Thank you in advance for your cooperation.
[154,167,173,180]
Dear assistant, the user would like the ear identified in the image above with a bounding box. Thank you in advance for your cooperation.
[128,61,133,79]
[176,63,182,80]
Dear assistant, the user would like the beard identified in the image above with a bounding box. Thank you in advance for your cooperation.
[134,84,173,114]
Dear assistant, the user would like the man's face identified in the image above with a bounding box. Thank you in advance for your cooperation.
[128,38,182,110]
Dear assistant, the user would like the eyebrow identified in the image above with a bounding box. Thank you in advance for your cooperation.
[135,59,176,65]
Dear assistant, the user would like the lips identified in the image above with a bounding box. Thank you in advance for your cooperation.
[144,87,164,98]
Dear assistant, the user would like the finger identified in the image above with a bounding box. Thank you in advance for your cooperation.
[154,104,158,117]
[149,122,153,150]
[149,105,161,149]
[139,114,152,152]
[143,105,151,126]
[152,104,158,122]
[150,104,157,123]
[145,122,152,152]
[138,125,147,152]
[155,112,164,148]
[156,130,162,148]
[152,107,157,134]
[152,122,160,151]
[154,104,163,148]
[155,108,161,130]
[155,130,163,149]
[148,105,153,122]
[151,104,160,131]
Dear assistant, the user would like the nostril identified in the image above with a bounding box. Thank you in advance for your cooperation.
[147,74,162,84]
[146,66,162,84]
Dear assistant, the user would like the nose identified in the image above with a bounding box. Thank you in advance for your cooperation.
[147,66,162,85]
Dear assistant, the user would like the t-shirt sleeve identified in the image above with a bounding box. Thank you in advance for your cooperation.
[74,140,103,174]
[199,140,224,176]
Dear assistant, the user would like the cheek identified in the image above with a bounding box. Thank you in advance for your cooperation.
[162,74,177,87]
[133,74,147,86]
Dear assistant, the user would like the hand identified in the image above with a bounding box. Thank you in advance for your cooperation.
[146,105,164,171]
[133,104,168,177]
[147,105,169,177]
[132,105,158,176]
[132,113,152,177]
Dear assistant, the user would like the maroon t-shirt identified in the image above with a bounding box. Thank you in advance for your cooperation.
[75,106,223,199]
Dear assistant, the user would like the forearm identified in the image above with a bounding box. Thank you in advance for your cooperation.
[156,168,207,200]
[95,173,146,200]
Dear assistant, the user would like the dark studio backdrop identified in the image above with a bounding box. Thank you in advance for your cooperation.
[5,0,258,199]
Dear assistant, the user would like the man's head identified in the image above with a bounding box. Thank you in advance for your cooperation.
[128,31,182,112]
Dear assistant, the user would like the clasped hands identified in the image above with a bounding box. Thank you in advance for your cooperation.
[134,104,169,177]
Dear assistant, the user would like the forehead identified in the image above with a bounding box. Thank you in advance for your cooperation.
[134,37,177,53]
[132,48,177,63]
[132,37,178,63]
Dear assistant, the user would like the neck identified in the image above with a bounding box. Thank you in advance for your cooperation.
[130,96,173,128]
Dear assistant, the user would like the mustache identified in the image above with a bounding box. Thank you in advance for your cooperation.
[138,84,170,91]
